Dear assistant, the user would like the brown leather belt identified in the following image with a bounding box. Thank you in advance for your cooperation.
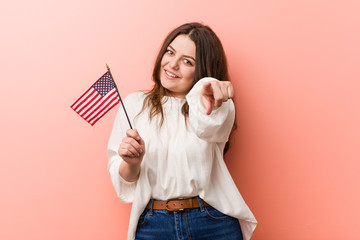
[146,197,209,211]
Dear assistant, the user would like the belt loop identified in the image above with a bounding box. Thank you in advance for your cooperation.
[196,196,205,212]
[149,199,154,215]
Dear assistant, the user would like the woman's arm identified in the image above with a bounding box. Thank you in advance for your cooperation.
[200,80,234,115]
[186,77,235,143]
[107,92,144,203]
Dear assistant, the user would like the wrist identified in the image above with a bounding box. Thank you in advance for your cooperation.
[119,161,141,182]
[126,160,141,172]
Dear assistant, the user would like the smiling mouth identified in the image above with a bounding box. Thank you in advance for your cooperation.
[165,70,179,78]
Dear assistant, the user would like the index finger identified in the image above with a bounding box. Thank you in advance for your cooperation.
[202,82,213,94]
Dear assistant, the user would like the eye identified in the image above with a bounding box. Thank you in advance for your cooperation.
[184,59,193,66]
[166,49,174,55]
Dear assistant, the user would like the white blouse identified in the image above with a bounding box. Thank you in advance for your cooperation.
[107,78,257,240]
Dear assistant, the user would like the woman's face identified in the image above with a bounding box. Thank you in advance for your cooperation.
[160,34,196,98]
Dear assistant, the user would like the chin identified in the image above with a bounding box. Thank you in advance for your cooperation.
[160,75,174,89]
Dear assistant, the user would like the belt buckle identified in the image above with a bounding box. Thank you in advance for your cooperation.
[165,198,185,211]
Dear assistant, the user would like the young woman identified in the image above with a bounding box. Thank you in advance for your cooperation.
[108,22,257,240]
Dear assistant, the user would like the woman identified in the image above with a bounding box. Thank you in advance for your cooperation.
[108,22,257,240]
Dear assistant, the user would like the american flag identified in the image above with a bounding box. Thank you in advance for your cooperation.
[71,71,120,125]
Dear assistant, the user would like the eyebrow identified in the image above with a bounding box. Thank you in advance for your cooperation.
[168,45,196,62]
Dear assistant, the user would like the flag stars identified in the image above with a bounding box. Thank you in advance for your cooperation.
[93,73,116,96]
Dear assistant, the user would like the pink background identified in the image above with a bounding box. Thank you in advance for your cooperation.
[1,0,359,239]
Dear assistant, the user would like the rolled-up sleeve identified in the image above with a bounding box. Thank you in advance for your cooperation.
[186,77,235,143]
[107,93,139,203]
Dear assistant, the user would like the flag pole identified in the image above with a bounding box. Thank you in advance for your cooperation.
[106,64,133,129]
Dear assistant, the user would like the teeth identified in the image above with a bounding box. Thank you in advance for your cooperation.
[166,70,177,78]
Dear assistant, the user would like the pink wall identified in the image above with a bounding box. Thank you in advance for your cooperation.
[1,0,359,239]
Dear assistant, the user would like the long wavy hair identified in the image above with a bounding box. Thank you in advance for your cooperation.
[140,22,235,154]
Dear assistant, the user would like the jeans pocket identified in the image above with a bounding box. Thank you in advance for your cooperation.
[204,206,231,221]
[137,209,150,227]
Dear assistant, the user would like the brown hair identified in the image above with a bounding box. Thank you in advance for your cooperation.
[140,22,235,154]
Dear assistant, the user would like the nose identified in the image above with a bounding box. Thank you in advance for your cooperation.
[169,57,180,70]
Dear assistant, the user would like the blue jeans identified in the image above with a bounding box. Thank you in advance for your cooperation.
[135,197,243,240]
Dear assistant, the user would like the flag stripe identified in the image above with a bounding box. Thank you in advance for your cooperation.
[88,94,119,124]
[71,86,93,109]
[79,91,103,117]
[77,92,101,116]
[71,87,95,111]
[83,93,113,120]
[89,97,120,125]
[90,100,119,125]
[79,94,102,116]
[86,89,118,121]
[75,94,99,116]
[73,89,98,114]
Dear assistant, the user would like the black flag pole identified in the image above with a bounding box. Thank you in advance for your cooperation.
[106,64,133,129]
